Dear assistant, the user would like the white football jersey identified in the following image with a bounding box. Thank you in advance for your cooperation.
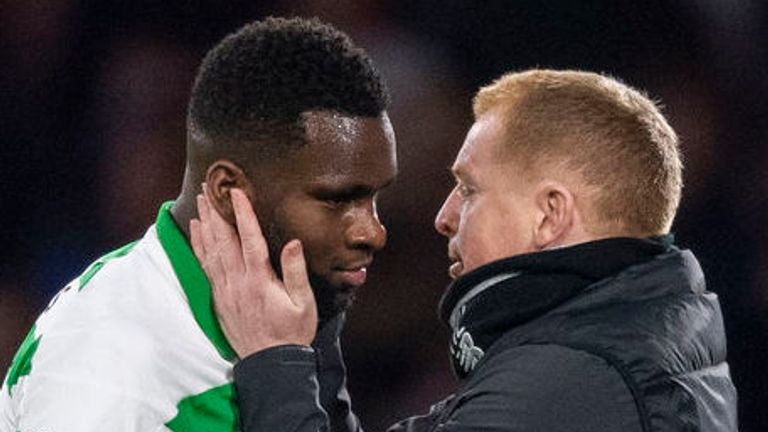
[0,203,241,431]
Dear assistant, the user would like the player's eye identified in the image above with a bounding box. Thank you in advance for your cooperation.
[314,186,374,209]
[324,196,351,206]
[320,192,360,208]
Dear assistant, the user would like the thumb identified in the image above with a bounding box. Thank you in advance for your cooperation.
[280,240,315,310]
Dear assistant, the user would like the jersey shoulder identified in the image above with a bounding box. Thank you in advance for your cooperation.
[2,228,234,430]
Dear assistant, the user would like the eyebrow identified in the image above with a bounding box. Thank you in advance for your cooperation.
[449,165,460,178]
[311,177,395,198]
[450,165,474,183]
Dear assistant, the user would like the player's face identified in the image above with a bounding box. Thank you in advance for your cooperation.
[435,112,539,279]
[251,111,397,320]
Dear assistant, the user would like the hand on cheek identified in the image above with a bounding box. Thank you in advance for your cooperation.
[189,184,318,359]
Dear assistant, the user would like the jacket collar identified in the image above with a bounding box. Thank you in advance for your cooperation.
[439,235,673,377]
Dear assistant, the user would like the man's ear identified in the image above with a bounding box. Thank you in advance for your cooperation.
[533,182,575,249]
[204,160,251,225]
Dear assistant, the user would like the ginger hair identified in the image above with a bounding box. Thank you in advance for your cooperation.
[473,69,682,236]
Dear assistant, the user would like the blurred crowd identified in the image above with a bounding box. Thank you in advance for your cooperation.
[1,0,766,430]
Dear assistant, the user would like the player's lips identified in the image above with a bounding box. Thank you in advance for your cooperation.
[334,260,372,287]
[337,268,367,286]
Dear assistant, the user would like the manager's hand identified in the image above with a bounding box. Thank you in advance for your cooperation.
[189,185,318,358]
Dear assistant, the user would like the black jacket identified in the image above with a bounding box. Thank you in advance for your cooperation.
[234,239,737,432]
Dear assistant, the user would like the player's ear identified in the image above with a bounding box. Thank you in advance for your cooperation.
[533,181,575,249]
[204,160,250,225]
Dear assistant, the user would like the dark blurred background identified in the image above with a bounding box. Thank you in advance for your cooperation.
[1,0,766,430]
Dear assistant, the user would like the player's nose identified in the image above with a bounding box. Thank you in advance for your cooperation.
[345,200,387,251]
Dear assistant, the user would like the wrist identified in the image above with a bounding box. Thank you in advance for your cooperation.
[236,343,313,361]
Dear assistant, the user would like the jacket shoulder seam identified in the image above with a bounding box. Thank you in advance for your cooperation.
[532,342,652,432]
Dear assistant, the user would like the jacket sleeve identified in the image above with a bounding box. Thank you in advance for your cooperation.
[312,314,361,432]
[233,346,333,432]
[385,396,455,432]
[432,344,644,432]
[234,338,643,432]
[233,314,361,432]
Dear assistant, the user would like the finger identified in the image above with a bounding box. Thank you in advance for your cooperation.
[197,192,215,246]
[195,214,229,290]
[280,240,314,308]
[231,189,271,273]
[194,195,222,288]
[202,183,225,242]
[198,184,211,225]
[189,218,206,262]
[205,246,230,292]
[203,184,245,274]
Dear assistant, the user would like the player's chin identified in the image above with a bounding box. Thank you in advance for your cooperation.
[310,274,358,320]
[314,288,356,321]
[334,288,357,313]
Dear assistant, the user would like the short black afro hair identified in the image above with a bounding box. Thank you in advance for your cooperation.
[188,16,389,151]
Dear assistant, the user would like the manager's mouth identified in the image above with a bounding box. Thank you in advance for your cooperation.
[448,252,464,279]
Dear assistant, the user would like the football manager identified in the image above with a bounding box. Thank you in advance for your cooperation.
[191,69,739,432]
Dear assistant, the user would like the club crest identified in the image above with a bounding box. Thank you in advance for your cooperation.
[450,326,484,374]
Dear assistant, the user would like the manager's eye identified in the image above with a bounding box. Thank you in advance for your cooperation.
[457,184,474,198]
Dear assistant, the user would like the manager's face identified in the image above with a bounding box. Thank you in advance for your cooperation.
[250,111,397,320]
[435,111,539,279]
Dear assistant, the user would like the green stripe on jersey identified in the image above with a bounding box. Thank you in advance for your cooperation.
[165,383,239,431]
[4,241,137,395]
[155,201,237,361]
[79,241,138,289]
[5,325,40,396]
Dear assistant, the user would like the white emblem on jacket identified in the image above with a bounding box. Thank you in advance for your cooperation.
[451,326,484,373]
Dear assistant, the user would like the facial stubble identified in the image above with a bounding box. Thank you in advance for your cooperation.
[260,215,355,323]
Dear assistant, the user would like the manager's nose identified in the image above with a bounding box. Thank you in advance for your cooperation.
[435,187,459,238]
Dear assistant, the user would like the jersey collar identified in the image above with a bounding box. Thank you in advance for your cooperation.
[155,201,237,361]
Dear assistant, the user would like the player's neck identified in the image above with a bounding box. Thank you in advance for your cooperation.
[169,192,195,240]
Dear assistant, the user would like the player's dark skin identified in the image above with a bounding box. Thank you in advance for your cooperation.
[171,110,398,321]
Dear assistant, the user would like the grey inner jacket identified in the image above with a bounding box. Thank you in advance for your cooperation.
[233,247,738,432]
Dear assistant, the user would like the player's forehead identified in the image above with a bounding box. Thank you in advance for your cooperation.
[294,110,397,188]
[302,110,394,149]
